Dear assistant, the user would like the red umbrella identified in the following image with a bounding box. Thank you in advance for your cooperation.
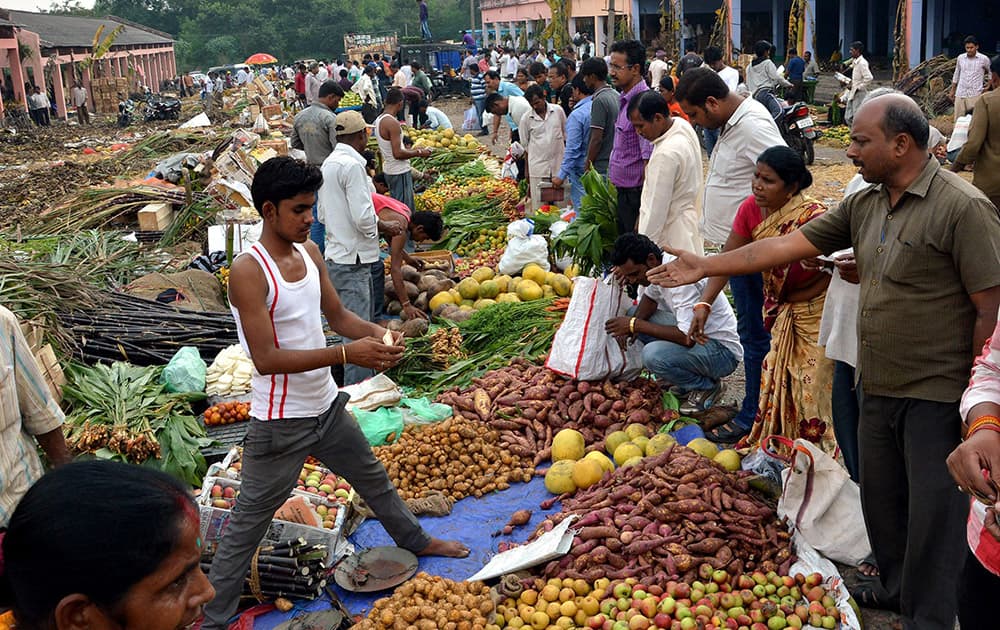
[245,53,278,65]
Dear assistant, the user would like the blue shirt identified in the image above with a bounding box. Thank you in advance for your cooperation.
[559,95,592,180]
[786,56,806,82]
[496,81,524,98]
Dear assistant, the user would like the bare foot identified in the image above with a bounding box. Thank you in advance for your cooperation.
[417,538,470,558]
[858,560,880,577]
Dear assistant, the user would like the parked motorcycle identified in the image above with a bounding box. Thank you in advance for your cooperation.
[754,88,819,165]
[117,96,135,127]
[144,95,181,122]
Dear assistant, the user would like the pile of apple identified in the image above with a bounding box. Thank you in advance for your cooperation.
[295,464,353,503]
[581,570,840,630]
[209,483,239,509]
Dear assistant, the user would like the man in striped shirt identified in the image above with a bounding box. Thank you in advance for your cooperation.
[0,306,71,526]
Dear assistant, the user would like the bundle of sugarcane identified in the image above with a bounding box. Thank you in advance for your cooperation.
[27,185,196,234]
[59,292,240,365]
[119,130,220,162]
[201,539,330,601]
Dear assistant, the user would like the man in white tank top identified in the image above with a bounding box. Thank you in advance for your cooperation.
[375,88,432,212]
[202,157,469,628]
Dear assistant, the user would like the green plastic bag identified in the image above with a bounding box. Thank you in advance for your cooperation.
[354,407,404,446]
[161,346,207,393]
[401,397,452,424]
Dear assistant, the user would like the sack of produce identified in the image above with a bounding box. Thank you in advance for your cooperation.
[161,346,207,393]
[353,407,404,446]
[778,437,872,565]
[498,219,550,276]
[546,276,642,381]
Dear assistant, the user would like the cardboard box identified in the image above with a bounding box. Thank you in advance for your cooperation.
[137,202,174,231]
[18,321,65,401]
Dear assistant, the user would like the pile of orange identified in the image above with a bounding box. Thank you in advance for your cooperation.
[204,401,251,426]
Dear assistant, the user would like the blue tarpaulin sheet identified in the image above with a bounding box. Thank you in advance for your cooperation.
[249,477,559,629]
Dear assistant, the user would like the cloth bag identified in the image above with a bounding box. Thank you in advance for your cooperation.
[545,276,642,381]
[777,438,872,565]
[498,219,550,275]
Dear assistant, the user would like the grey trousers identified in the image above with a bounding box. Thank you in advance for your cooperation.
[384,171,415,212]
[202,394,430,628]
[325,260,375,385]
[858,390,968,630]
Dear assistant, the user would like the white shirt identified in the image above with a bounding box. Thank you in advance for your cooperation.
[948,114,973,153]
[352,73,377,104]
[519,102,566,178]
[702,97,786,244]
[953,52,991,98]
[29,93,49,109]
[649,59,669,89]
[847,55,872,99]
[316,66,329,82]
[681,24,695,39]
[817,175,870,367]
[505,94,531,132]
[236,69,251,85]
[490,49,500,68]
[283,67,295,80]
[319,143,380,264]
[71,86,87,107]
[506,56,519,78]
[716,65,740,92]
[400,65,413,84]
[638,118,704,255]
[499,53,510,73]
[305,72,321,104]
[642,254,743,361]
[424,106,453,129]
[746,59,791,94]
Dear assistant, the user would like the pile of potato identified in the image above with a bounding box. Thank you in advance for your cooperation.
[353,573,496,630]
[373,416,535,502]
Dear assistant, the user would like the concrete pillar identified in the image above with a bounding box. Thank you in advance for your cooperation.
[771,0,782,57]
[483,23,490,47]
[595,16,607,57]
[632,0,641,40]
[7,46,27,106]
[802,0,817,56]
[495,22,501,46]
[731,0,742,54]
[51,60,67,119]
[907,0,923,69]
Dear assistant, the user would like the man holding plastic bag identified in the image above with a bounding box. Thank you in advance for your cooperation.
[605,234,740,415]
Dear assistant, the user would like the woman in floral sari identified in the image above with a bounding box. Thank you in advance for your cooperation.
[688,146,836,453]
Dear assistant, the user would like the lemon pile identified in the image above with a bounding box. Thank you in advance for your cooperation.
[409,127,478,149]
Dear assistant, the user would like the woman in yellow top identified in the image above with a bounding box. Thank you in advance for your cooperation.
[689,146,836,453]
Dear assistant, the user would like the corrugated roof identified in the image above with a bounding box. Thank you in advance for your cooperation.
[5,10,173,48]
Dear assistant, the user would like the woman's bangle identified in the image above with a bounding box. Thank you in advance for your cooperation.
[341,344,348,366]
[693,301,712,313]
[965,415,1000,439]
[629,317,637,334]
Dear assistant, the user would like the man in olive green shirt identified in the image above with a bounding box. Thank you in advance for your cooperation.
[648,93,1000,629]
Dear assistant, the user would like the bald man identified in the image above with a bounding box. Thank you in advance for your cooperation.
[646,93,1000,629]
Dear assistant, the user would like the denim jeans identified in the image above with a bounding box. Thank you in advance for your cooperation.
[730,273,770,429]
[371,260,386,321]
[325,260,375,385]
[632,308,739,392]
[421,20,432,42]
[831,360,861,481]
[702,127,720,157]
[567,170,585,209]
[473,97,487,133]
[310,201,326,255]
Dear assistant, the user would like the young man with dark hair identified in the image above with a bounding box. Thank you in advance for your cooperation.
[201,156,468,628]
[580,57,617,177]
[608,40,652,234]
[417,0,431,42]
[842,41,872,124]
[784,47,805,101]
[677,40,704,77]
[529,61,551,101]
[485,90,531,149]
[606,233,740,412]
[672,66,785,443]
[552,74,593,208]
[375,89,432,212]
[290,80,345,252]
[469,64,489,136]
[950,35,992,120]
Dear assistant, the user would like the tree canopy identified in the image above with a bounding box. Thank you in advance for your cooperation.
[48,0,478,70]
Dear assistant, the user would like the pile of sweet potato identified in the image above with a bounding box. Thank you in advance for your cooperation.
[530,443,794,585]
[436,358,675,466]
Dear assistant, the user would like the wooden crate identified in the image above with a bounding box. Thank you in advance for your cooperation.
[257,139,288,156]
[262,104,283,120]
[138,202,174,231]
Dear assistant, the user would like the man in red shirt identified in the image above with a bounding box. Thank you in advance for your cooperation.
[294,64,307,106]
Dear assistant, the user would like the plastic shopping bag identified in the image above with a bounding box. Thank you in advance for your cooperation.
[545,276,642,381]
[498,219,550,275]
[161,346,207,393]
[462,105,479,131]
[353,407,404,446]
[401,397,453,424]
[549,221,574,271]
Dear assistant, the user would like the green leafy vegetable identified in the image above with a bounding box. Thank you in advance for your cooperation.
[552,169,619,275]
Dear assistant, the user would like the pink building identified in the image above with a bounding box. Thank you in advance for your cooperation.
[1,9,176,121]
